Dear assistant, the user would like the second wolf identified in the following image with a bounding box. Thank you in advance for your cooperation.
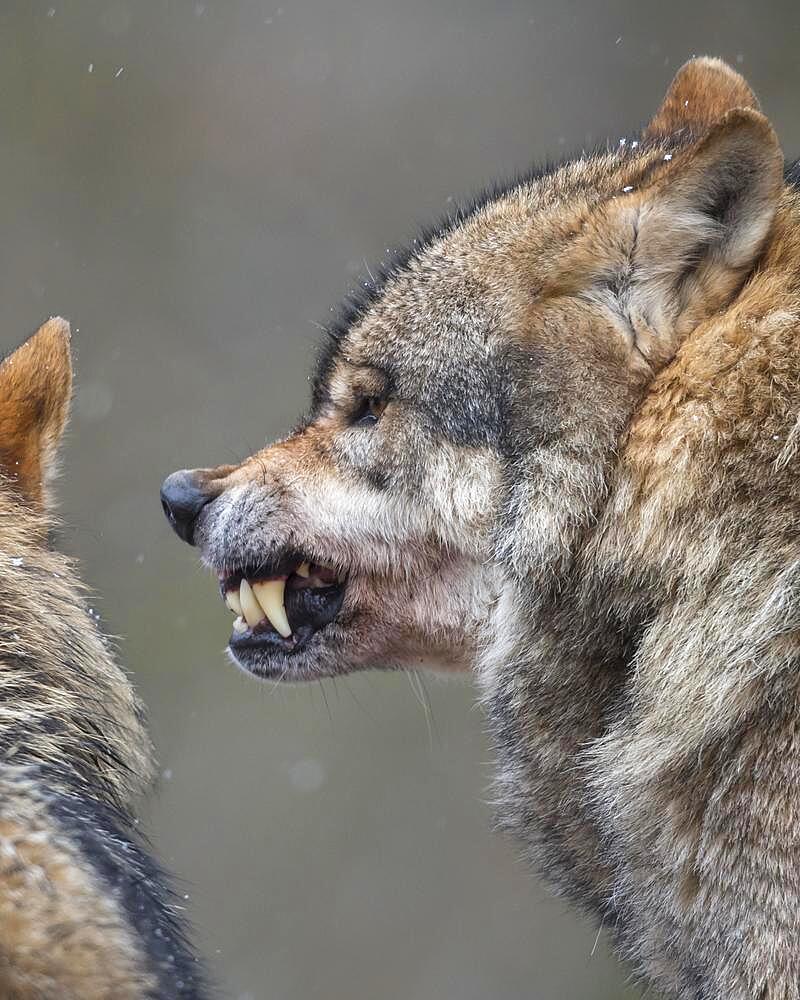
[1,319,207,999]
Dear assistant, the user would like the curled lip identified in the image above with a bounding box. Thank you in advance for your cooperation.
[216,551,347,656]
[216,549,311,592]
[228,585,346,657]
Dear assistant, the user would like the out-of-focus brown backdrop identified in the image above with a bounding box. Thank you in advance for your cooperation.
[1,3,797,997]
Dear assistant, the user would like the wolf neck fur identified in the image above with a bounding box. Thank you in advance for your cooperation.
[0,488,153,810]
[476,180,800,914]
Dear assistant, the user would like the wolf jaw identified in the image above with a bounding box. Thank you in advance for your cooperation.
[221,559,342,635]
[220,557,345,648]
[200,514,492,682]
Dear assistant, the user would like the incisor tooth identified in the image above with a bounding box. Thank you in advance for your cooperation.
[225,589,243,616]
[252,578,292,638]
[295,562,310,579]
[232,616,248,634]
[239,578,266,628]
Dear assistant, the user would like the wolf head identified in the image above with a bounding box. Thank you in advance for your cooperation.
[162,58,784,683]
[0,319,152,805]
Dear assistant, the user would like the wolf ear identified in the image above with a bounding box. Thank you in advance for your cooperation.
[644,57,760,138]
[0,317,72,507]
[608,109,783,370]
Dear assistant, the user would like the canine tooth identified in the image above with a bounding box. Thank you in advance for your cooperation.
[239,579,266,628]
[252,579,292,638]
[225,590,243,616]
[232,616,248,634]
[295,562,310,579]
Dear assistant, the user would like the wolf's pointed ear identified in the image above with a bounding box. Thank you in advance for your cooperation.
[609,109,783,370]
[0,317,72,507]
[644,57,760,138]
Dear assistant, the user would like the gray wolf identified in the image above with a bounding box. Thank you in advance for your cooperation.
[1,318,207,999]
[162,59,800,998]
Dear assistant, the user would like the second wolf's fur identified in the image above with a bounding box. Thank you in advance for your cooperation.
[164,60,800,998]
[1,320,206,999]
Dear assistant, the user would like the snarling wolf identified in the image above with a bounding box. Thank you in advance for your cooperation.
[163,58,800,998]
[0,319,207,999]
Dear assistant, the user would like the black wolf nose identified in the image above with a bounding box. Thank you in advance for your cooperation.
[160,470,211,546]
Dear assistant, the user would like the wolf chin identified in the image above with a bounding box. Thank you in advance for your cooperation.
[0,319,207,999]
[163,59,800,999]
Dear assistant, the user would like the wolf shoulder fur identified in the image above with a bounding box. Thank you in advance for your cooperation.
[0,319,207,999]
[163,58,800,999]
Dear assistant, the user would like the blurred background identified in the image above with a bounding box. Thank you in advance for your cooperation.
[1,2,798,997]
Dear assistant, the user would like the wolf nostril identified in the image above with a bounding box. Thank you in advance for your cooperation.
[160,470,212,546]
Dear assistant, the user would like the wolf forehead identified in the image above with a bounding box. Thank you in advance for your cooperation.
[308,141,676,438]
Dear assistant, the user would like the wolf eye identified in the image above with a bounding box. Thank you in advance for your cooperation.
[352,396,385,427]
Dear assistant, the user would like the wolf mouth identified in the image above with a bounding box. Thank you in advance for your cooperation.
[219,556,346,655]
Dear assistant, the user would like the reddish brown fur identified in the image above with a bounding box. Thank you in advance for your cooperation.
[0,318,71,508]
[644,56,760,137]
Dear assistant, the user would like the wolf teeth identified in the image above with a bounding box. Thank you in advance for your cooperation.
[226,577,293,638]
[252,579,292,638]
[239,578,266,629]
[225,589,243,617]
[224,560,341,639]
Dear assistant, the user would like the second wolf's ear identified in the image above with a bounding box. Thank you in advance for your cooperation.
[605,109,783,370]
[644,57,760,138]
[0,317,72,507]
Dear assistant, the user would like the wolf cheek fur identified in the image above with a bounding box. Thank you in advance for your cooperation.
[165,58,800,999]
[0,320,208,999]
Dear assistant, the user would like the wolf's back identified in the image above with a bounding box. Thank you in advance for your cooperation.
[0,769,206,999]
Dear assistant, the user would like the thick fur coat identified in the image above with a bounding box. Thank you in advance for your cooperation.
[164,59,800,999]
[0,320,207,999]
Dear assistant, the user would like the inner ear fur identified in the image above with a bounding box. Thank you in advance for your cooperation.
[602,109,783,371]
[644,56,761,139]
[0,317,72,507]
